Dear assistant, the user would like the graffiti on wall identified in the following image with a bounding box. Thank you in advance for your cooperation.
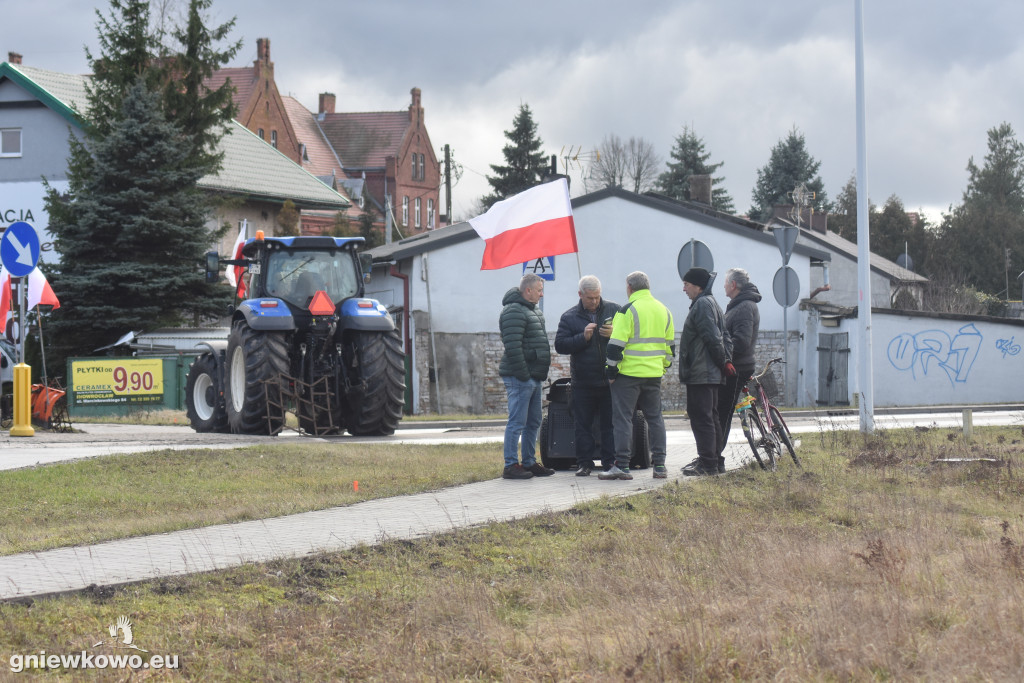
[886,323,983,384]
[995,336,1020,359]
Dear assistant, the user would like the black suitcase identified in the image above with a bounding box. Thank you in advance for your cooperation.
[538,378,651,470]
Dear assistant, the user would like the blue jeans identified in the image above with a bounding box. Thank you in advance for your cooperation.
[502,376,543,468]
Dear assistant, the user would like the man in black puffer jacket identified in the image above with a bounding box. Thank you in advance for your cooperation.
[499,273,555,480]
[716,268,762,467]
[554,275,619,476]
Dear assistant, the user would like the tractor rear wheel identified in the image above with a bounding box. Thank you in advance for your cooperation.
[225,322,290,435]
[342,329,405,436]
[185,354,228,433]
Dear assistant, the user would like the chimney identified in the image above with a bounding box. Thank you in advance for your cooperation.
[319,92,336,115]
[688,174,712,205]
[409,87,422,125]
[254,38,272,79]
[8,52,22,65]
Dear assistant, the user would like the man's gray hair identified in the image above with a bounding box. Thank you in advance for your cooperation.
[725,267,750,288]
[578,275,601,293]
[520,273,544,292]
[626,271,650,291]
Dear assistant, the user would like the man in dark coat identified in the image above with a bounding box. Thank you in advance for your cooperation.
[678,267,734,476]
[715,268,761,468]
[554,275,619,475]
[498,273,555,480]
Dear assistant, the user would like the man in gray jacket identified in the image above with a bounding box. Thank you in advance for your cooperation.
[499,273,556,480]
[715,268,761,468]
[678,267,734,476]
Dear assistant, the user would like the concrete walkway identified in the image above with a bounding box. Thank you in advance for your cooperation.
[0,432,744,601]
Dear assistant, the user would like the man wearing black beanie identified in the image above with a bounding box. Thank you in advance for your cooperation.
[678,267,734,476]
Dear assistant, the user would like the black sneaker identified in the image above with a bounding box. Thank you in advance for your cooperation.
[575,465,593,477]
[682,463,719,477]
[718,456,727,474]
[526,463,555,477]
[502,464,534,480]
[653,465,668,479]
[681,457,701,473]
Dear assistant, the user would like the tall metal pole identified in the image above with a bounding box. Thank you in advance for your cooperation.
[855,0,875,433]
[444,144,452,223]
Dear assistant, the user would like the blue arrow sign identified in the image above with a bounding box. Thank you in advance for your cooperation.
[0,221,40,277]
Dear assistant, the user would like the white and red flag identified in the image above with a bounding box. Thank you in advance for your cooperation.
[225,219,247,297]
[468,178,577,270]
[0,267,60,323]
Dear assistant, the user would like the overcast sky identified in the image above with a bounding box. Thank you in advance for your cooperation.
[5,0,1024,223]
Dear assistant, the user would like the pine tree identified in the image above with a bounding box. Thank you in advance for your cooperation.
[42,0,238,362]
[749,127,828,222]
[47,82,225,356]
[656,125,734,212]
[930,122,1024,295]
[482,104,547,209]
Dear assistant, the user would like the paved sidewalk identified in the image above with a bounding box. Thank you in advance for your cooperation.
[0,434,755,601]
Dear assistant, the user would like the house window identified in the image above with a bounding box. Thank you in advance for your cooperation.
[0,129,22,157]
[427,199,435,230]
[415,197,421,228]
[402,196,409,225]
[411,155,417,180]
[271,130,278,149]
[300,143,309,161]
[418,154,425,181]
[257,128,265,140]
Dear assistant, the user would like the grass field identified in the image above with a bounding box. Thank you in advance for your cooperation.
[2,425,1024,680]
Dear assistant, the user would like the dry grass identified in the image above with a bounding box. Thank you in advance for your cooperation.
[3,426,1024,680]
[0,443,498,555]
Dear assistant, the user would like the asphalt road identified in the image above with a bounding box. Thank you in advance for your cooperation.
[2,405,1021,472]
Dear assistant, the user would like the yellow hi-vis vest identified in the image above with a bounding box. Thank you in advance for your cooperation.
[606,289,675,378]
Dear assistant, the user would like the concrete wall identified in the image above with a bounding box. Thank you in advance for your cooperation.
[804,308,1024,407]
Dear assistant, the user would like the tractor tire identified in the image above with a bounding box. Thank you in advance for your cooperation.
[185,353,228,433]
[225,322,290,435]
[343,329,405,436]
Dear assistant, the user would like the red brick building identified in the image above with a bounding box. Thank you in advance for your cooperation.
[316,88,441,236]
[205,38,301,165]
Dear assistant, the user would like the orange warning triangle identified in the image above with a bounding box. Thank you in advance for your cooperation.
[308,290,335,315]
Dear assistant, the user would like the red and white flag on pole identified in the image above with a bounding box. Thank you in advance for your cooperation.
[0,267,10,324]
[0,267,59,323]
[468,178,577,270]
[225,219,247,297]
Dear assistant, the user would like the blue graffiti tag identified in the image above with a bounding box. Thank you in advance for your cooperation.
[995,336,1021,359]
[886,323,983,384]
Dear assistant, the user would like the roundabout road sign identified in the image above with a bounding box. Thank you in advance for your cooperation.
[0,221,40,277]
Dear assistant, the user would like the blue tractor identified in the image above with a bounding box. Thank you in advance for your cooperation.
[185,233,405,436]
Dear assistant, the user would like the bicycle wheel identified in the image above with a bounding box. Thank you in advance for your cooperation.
[741,408,776,471]
[769,405,801,467]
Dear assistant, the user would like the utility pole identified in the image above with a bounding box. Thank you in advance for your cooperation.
[444,144,452,223]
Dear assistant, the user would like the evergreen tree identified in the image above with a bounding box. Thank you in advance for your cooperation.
[278,199,300,236]
[482,104,547,209]
[47,82,225,357]
[749,127,828,222]
[42,0,238,363]
[656,125,734,212]
[929,122,1024,295]
[871,195,930,269]
[829,173,861,241]
[162,0,240,178]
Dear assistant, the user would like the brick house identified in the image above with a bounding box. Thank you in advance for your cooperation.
[316,88,441,236]
[205,37,301,164]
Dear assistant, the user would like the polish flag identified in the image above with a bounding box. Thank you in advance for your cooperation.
[0,267,9,324]
[225,220,247,297]
[27,268,61,309]
[0,267,60,322]
[469,178,577,270]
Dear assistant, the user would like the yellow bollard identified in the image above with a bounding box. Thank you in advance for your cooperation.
[10,363,34,437]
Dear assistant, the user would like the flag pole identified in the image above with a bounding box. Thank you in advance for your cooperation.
[35,306,48,386]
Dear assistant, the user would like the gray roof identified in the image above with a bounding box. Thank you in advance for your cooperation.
[770,218,928,284]
[368,186,832,264]
[1,62,348,211]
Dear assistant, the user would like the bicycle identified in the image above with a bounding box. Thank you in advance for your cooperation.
[743,357,801,469]
[735,387,779,471]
